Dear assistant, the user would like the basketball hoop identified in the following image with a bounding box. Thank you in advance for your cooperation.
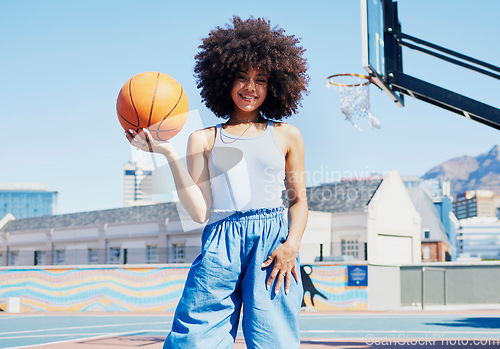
[326,73,381,132]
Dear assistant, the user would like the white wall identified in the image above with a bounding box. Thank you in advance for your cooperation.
[375,235,413,265]
[53,227,99,242]
[331,212,367,243]
[299,210,332,263]
[368,265,401,310]
[7,231,48,245]
[367,170,422,265]
[106,222,159,238]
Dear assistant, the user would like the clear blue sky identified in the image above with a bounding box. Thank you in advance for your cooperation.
[1,0,498,214]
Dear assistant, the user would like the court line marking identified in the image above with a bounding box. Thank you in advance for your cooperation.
[300,330,500,334]
[0,315,48,321]
[0,330,170,340]
[299,315,500,319]
[3,329,158,349]
[0,321,172,336]
[0,333,115,339]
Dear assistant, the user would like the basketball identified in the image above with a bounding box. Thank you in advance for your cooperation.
[116,71,189,141]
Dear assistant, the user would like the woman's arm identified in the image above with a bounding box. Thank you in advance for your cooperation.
[126,128,213,223]
[261,124,308,294]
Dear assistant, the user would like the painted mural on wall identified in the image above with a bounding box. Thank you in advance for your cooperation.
[0,266,190,312]
[0,264,367,312]
[300,264,368,311]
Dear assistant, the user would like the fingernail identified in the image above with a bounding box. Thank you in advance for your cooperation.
[285,289,289,295]
[274,289,278,295]
[266,284,269,290]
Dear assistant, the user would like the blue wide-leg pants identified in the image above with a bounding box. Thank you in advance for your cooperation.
[163,207,302,349]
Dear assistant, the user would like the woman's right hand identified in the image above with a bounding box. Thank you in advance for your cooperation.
[125,128,176,158]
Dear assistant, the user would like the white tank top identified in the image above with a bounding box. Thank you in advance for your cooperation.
[208,121,286,210]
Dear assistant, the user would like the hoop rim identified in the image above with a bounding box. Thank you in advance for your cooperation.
[326,73,372,87]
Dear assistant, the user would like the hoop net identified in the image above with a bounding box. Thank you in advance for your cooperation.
[326,73,380,132]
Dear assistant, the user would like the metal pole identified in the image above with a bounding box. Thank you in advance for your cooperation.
[390,72,500,130]
[397,32,500,74]
[421,267,425,310]
[319,244,323,262]
[444,271,447,306]
[398,40,500,80]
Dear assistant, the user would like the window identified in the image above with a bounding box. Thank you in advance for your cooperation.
[424,230,430,239]
[108,248,121,264]
[423,246,431,260]
[88,249,99,264]
[34,251,46,265]
[9,251,18,266]
[172,244,185,263]
[146,245,158,263]
[341,240,359,258]
[54,250,65,265]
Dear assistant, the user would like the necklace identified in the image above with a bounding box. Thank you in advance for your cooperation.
[220,117,264,144]
[220,123,254,144]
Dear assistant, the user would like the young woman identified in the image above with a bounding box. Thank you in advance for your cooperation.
[126,16,309,349]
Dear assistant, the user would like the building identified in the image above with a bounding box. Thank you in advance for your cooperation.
[454,190,497,220]
[495,196,500,218]
[300,170,422,265]
[1,170,422,267]
[457,217,500,260]
[434,197,459,261]
[424,178,451,198]
[0,202,204,266]
[0,184,58,219]
[123,149,155,207]
[405,186,452,262]
[403,177,455,261]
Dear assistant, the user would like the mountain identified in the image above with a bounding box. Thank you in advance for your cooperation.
[422,145,500,195]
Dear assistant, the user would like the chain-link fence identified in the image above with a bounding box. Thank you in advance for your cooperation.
[0,246,201,267]
[300,241,368,263]
[0,242,367,267]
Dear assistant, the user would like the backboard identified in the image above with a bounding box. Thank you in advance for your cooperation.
[359,0,500,129]
[361,0,404,106]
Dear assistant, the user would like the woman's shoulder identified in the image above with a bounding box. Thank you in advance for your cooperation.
[188,126,217,150]
[191,125,217,137]
[272,121,302,139]
[270,121,304,156]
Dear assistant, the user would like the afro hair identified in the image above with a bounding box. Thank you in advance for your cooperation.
[194,16,309,120]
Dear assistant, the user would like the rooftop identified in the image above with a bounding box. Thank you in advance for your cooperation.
[0,183,53,192]
[406,186,450,244]
[2,179,384,233]
[305,180,382,213]
[1,202,180,232]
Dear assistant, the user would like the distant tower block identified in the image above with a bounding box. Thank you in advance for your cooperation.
[123,148,155,207]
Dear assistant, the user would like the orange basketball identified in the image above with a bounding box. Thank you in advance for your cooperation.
[116,71,188,141]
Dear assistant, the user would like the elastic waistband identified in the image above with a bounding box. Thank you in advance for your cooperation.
[208,206,285,223]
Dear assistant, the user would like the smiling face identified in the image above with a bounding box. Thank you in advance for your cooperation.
[230,67,268,117]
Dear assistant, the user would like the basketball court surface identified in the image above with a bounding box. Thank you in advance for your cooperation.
[1,309,500,348]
